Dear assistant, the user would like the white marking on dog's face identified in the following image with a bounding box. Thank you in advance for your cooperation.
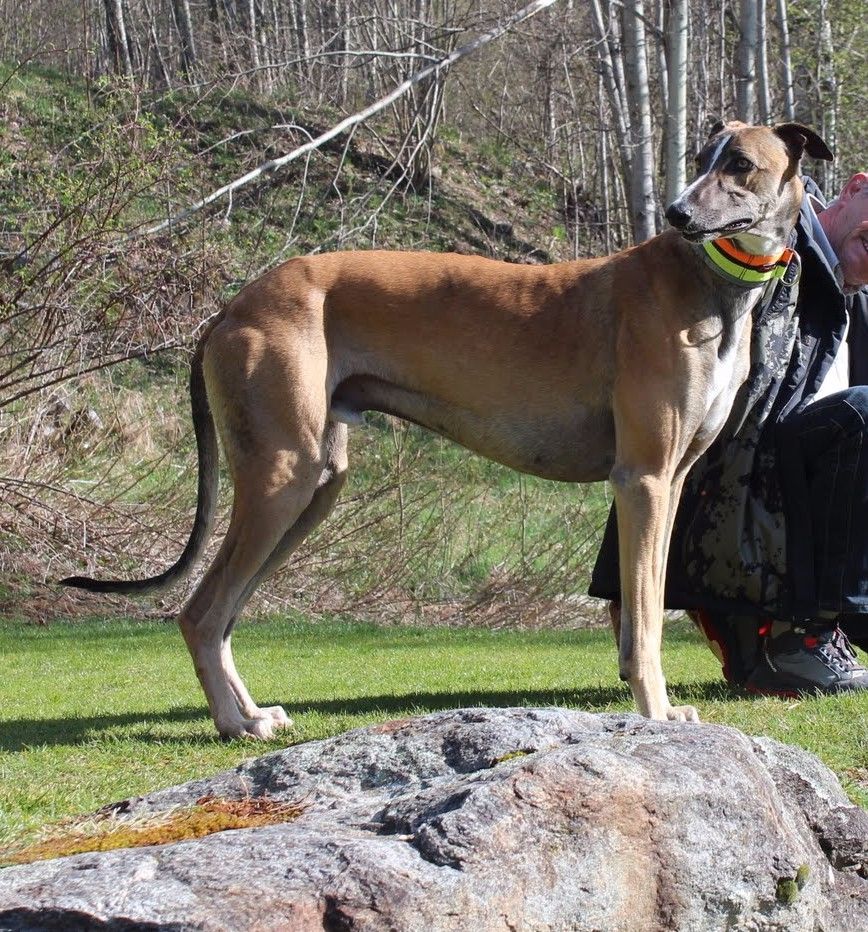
[673,134,732,208]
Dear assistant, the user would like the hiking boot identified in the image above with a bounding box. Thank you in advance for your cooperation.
[746,623,868,697]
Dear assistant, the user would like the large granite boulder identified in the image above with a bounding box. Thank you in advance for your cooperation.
[1,707,866,931]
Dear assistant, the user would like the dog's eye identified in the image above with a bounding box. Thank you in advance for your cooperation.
[730,156,754,173]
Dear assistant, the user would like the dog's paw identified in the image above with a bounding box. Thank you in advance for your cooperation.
[667,704,701,723]
[218,710,291,740]
[245,717,282,740]
[258,705,293,729]
[244,707,294,739]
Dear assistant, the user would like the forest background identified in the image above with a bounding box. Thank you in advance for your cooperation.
[1,0,865,629]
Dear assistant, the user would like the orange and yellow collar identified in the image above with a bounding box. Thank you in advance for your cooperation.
[702,238,796,288]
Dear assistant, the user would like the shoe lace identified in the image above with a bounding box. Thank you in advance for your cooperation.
[814,626,862,672]
[831,626,859,661]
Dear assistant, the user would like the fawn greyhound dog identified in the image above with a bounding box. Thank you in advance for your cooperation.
[64,121,832,739]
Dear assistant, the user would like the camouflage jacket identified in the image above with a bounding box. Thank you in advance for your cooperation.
[590,181,868,619]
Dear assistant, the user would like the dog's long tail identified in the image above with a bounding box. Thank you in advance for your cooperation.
[60,333,219,596]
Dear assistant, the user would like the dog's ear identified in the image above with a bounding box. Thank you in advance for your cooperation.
[774,122,834,161]
[708,119,726,137]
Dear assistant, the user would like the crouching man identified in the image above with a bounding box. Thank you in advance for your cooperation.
[591,172,868,695]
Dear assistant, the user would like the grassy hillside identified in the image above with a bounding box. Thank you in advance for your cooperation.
[0,64,610,628]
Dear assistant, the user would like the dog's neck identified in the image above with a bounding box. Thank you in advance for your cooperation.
[700,236,794,289]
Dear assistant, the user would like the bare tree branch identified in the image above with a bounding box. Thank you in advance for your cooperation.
[136,0,559,239]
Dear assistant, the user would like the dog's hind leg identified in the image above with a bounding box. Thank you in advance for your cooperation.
[177,313,347,738]
[219,423,349,732]
[239,422,349,594]
[179,463,322,738]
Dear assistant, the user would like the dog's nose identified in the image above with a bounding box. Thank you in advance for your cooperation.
[665,202,692,229]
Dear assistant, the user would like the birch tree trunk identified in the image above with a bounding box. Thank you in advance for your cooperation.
[609,1,629,122]
[207,0,229,71]
[694,0,710,145]
[143,0,172,88]
[589,0,632,209]
[171,0,197,79]
[542,49,558,159]
[245,0,260,86]
[598,74,613,253]
[817,0,837,192]
[290,0,309,90]
[755,0,771,123]
[775,0,796,119]
[718,0,727,119]
[735,0,757,122]
[103,0,133,78]
[621,0,658,241]
[656,0,669,117]
[664,0,688,207]
[338,0,350,108]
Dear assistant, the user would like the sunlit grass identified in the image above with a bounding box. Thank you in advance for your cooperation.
[2,614,866,847]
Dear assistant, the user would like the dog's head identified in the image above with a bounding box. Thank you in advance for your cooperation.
[665,121,833,251]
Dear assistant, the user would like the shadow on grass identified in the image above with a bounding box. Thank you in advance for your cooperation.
[0,680,736,752]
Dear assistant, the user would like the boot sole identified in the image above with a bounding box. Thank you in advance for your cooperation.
[745,677,868,697]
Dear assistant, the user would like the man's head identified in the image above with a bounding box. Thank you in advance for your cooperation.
[818,173,868,290]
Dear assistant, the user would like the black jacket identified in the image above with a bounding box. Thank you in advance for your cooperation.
[589,182,868,619]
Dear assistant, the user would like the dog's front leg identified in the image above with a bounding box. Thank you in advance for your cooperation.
[610,464,700,723]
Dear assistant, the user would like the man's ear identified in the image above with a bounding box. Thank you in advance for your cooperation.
[774,122,834,161]
[841,172,868,199]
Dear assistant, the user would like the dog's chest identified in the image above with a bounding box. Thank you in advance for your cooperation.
[695,303,754,443]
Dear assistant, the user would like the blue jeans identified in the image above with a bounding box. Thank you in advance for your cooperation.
[777,385,868,618]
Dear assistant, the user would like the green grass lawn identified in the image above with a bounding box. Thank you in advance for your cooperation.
[2,614,867,848]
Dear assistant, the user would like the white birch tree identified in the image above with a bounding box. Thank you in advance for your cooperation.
[755,0,771,122]
[817,0,838,192]
[103,0,134,78]
[775,0,796,120]
[621,0,658,241]
[664,0,688,207]
[735,0,757,122]
[171,0,197,79]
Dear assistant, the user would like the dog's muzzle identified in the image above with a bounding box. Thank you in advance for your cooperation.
[665,202,692,230]
[665,201,755,242]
